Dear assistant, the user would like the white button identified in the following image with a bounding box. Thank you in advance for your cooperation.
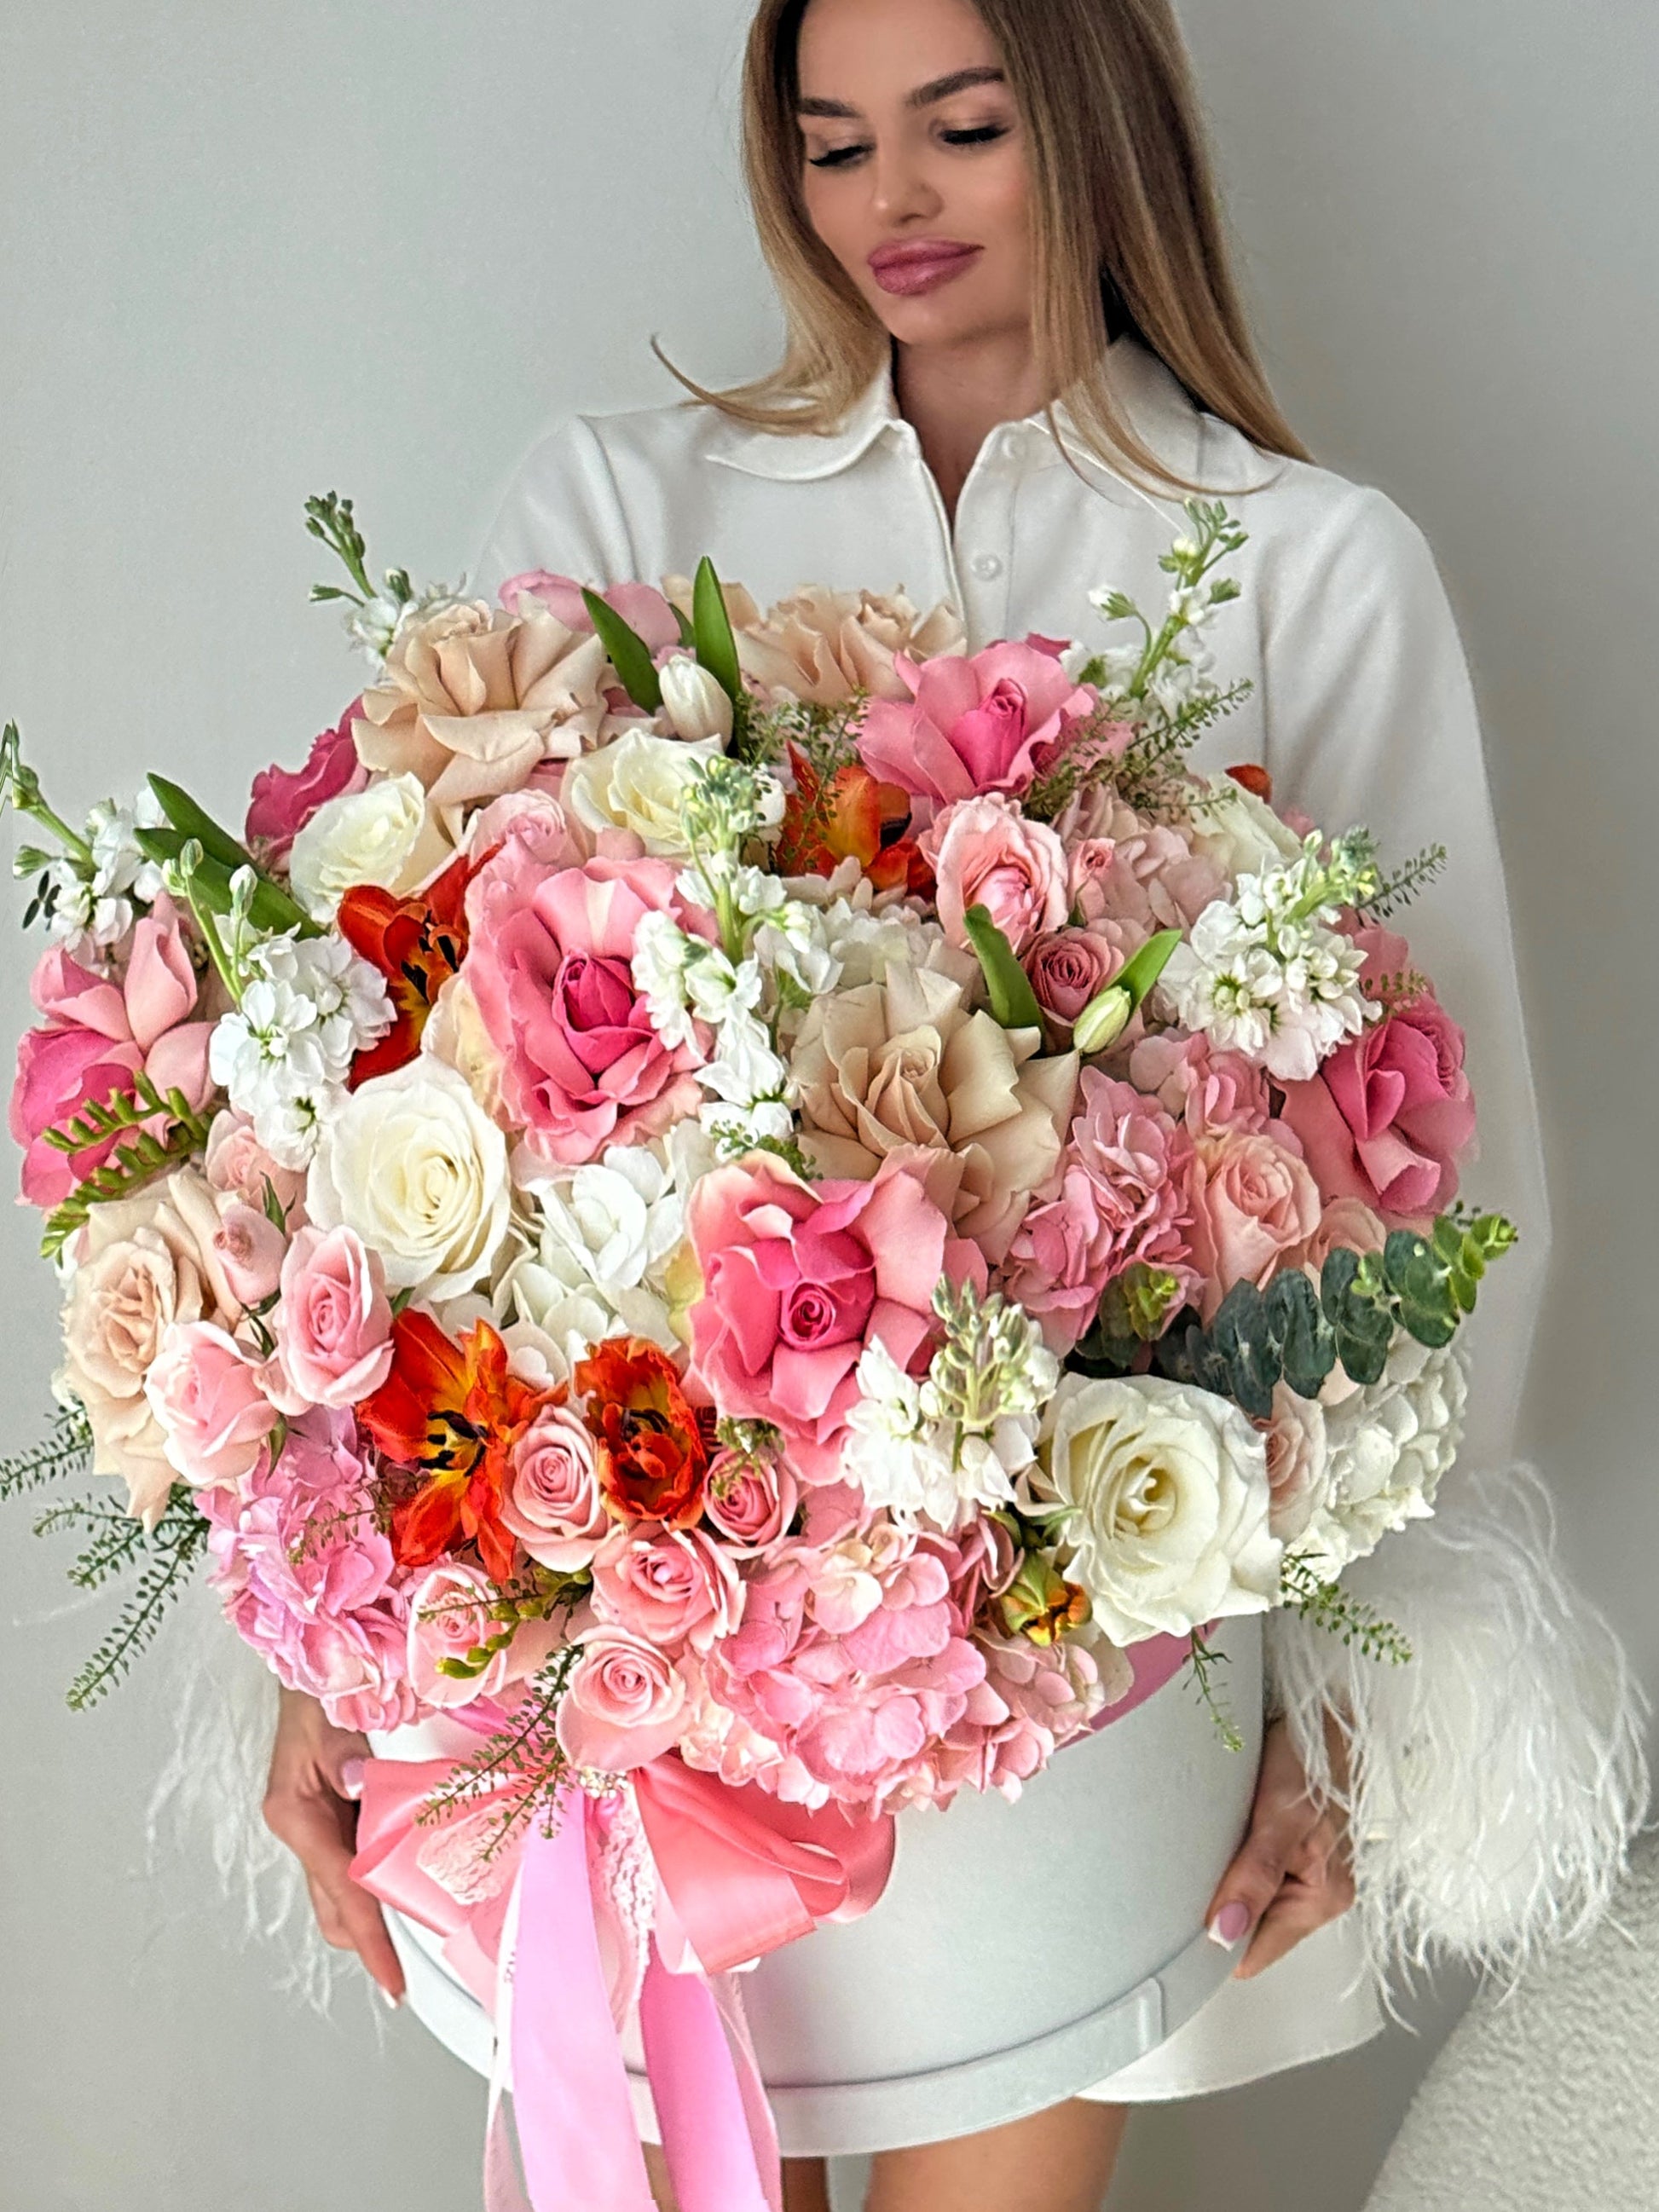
[970,552,1004,581]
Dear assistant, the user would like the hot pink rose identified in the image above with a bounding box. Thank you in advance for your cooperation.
[997,1071,1199,1354]
[858,642,1095,820]
[556,1626,689,1770]
[270,1225,394,1412]
[704,1449,797,1552]
[500,1401,607,1572]
[143,1320,276,1488]
[591,1528,743,1653]
[688,1152,985,1487]
[922,794,1069,956]
[10,895,215,1208]
[245,702,369,863]
[1184,1129,1323,1322]
[1277,928,1476,1223]
[462,836,714,1167]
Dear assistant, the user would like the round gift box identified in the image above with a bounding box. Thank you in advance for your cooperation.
[373,1610,1263,2158]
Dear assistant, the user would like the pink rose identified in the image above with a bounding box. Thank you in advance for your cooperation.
[203,1109,307,1217]
[858,642,1095,820]
[245,702,369,863]
[143,1320,276,1488]
[498,571,683,655]
[270,1225,394,1412]
[689,1152,985,1486]
[556,1626,689,1771]
[922,794,1068,956]
[211,1200,286,1308]
[704,1449,797,1552]
[1258,1383,1332,1545]
[500,1402,608,1572]
[462,835,714,1168]
[591,1528,743,1653]
[1184,1129,1323,1322]
[997,1070,1199,1355]
[1024,927,1129,1031]
[1288,1196,1389,1280]
[1277,928,1476,1223]
[406,1561,556,1712]
[10,895,215,1208]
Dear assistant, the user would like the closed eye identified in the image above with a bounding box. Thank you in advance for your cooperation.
[941,124,1009,147]
[806,141,871,169]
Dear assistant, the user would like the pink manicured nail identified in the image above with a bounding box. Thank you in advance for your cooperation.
[339,1758,366,1800]
[1208,1900,1251,1949]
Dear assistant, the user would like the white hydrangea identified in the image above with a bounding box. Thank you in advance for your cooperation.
[1294,1337,1469,1578]
[208,932,393,1167]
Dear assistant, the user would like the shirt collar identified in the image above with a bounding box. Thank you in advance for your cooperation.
[703,332,1214,494]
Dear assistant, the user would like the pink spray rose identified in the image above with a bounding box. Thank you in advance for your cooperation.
[556,1626,689,1771]
[406,1561,558,1712]
[462,835,713,1168]
[1056,788,1226,933]
[998,1071,1199,1355]
[269,1224,395,1412]
[203,1108,307,1217]
[1024,927,1130,1031]
[590,1528,743,1653]
[922,794,1069,956]
[244,702,368,863]
[703,1448,797,1553]
[688,1151,985,1486]
[857,641,1096,820]
[1277,927,1476,1223]
[11,894,214,1208]
[1183,1129,1323,1322]
[143,1320,276,1489]
[211,1201,287,1309]
[500,1401,608,1572]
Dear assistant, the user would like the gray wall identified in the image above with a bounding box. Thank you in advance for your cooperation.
[1,4,1652,2209]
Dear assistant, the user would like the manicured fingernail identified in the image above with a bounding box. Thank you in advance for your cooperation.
[1208,1900,1251,1949]
[379,1985,402,2010]
[339,1758,365,1800]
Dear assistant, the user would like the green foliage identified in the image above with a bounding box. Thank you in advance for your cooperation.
[1183,1626,1246,1753]
[1354,840,1448,921]
[1154,1270,1338,1420]
[691,556,743,709]
[147,776,258,877]
[418,1647,580,1863]
[0,1405,93,1499]
[40,1074,212,1259]
[1278,1551,1414,1665]
[30,1484,211,1710]
[962,904,1043,1030]
[581,586,663,712]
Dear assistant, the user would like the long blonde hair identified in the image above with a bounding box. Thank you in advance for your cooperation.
[660,0,1310,494]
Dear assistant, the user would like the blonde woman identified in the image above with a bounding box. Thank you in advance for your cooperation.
[264,1,1639,2207]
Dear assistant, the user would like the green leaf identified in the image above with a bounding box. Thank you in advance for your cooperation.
[1113,927,1183,1013]
[580,587,662,712]
[1272,1268,1338,1400]
[132,828,313,936]
[962,904,1044,1031]
[691,557,743,707]
[147,776,257,875]
[672,601,696,650]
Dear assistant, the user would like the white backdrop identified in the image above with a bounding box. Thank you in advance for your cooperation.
[2,4,1654,2209]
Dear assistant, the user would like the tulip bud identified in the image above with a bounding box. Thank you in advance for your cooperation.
[994,1553,1091,1646]
[1072,983,1132,1054]
[659,655,735,744]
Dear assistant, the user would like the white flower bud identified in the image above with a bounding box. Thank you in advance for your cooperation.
[1072,984,1133,1055]
[659,656,735,744]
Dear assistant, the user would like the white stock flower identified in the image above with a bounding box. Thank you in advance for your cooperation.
[207,934,393,1167]
[1296,1338,1468,1577]
[631,910,700,1053]
[1036,1373,1281,1643]
[1159,883,1371,1083]
[287,770,451,921]
[306,1056,510,1298]
[563,731,725,856]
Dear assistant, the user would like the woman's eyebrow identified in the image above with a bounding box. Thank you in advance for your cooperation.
[796,66,1007,122]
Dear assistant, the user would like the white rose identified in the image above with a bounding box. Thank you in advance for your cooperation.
[1298,1338,1467,1576]
[562,731,725,856]
[306,1057,510,1299]
[658,656,735,742]
[1189,775,1306,880]
[1037,1373,1281,1643]
[288,771,452,921]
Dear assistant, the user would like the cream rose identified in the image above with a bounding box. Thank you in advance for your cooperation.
[790,960,1078,1264]
[1037,1373,1282,1643]
[305,1057,510,1299]
[1188,774,1307,878]
[287,771,451,921]
[561,731,725,856]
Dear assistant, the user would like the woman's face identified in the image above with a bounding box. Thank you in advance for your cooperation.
[794,0,1033,351]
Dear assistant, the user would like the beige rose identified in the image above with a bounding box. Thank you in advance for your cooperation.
[663,575,965,706]
[356,598,633,828]
[61,1168,233,1526]
[790,962,1078,1264]
[1184,1129,1322,1323]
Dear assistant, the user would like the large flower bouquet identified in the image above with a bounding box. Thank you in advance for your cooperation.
[3,494,1515,2200]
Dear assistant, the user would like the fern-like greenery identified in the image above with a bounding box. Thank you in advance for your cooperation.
[1354,840,1448,921]
[40,1073,213,1259]
[417,1647,580,1863]
[0,1403,92,1498]
[1278,1551,1413,1666]
[1183,1626,1246,1753]
[31,1482,211,1709]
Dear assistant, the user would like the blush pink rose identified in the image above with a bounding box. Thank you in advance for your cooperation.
[704,1449,797,1553]
[211,1201,286,1308]
[245,702,369,863]
[1129,1032,1276,1141]
[921,794,1069,956]
[1277,928,1476,1224]
[203,1109,307,1217]
[143,1320,276,1488]
[1184,1129,1323,1322]
[591,1528,743,1653]
[556,1626,689,1771]
[462,836,714,1168]
[857,642,1095,821]
[407,1562,512,1710]
[688,1152,986,1487]
[500,1401,608,1572]
[498,571,683,655]
[270,1225,395,1412]
[1056,788,1226,933]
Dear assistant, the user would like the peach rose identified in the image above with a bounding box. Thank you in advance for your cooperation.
[922,794,1069,956]
[1184,1129,1322,1323]
[664,575,965,707]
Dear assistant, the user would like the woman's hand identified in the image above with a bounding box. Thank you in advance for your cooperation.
[1204,1708,1356,1980]
[263,1685,406,2004]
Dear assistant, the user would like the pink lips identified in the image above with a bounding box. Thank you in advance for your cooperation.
[867,238,983,297]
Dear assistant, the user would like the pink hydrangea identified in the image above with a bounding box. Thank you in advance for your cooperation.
[1129,1031,1277,1141]
[1056,788,1225,934]
[461,832,714,1168]
[245,702,368,864]
[200,1408,415,1733]
[921,1632,1107,1807]
[997,1070,1199,1355]
[857,641,1096,821]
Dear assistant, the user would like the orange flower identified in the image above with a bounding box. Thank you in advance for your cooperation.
[357,1308,548,1583]
[575,1337,709,1529]
[1226,762,1274,804]
[337,852,473,1086]
[776,748,926,894]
